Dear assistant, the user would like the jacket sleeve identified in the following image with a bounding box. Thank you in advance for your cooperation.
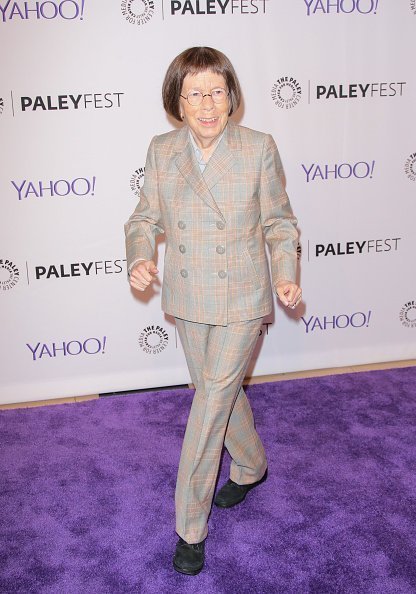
[124,136,165,271]
[260,134,299,288]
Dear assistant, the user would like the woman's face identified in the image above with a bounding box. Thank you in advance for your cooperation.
[180,70,229,149]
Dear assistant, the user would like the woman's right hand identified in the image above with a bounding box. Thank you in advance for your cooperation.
[129,260,159,292]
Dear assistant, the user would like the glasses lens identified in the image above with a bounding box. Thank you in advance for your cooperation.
[187,91,202,106]
[211,88,227,103]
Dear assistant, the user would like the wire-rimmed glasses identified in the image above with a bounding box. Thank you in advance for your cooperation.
[180,88,229,106]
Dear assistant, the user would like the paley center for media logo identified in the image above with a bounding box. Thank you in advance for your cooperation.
[121,0,154,25]
[271,77,302,110]
[139,325,169,355]
[399,301,416,329]
[308,237,401,260]
[12,176,96,200]
[130,167,145,197]
[0,0,86,22]
[405,153,416,181]
[0,259,20,291]
[9,92,124,116]
[304,0,379,16]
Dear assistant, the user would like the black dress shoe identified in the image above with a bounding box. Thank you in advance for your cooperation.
[173,537,205,575]
[214,469,268,508]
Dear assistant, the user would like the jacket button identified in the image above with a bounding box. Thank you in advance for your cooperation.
[216,221,225,230]
[218,270,227,279]
[180,269,188,278]
[178,221,186,230]
[216,245,225,255]
[179,244,186,253]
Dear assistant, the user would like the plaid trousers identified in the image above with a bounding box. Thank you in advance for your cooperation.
[174,317,268,544]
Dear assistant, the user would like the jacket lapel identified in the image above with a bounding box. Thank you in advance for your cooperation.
[203,120,240,191]
[174,122,241,221]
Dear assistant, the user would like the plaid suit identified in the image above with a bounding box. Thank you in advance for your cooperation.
[125,121,298,326]
[125,121,298,543]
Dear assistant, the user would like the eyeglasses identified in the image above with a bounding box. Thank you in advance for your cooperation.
[180,88,229,106]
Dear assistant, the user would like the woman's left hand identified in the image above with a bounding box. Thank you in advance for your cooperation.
[275,280,302,309]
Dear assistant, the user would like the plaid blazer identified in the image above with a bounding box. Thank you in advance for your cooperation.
[125,121,298,325]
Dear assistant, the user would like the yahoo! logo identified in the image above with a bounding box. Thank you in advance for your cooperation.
[0,0,86,22]
[301,311,372,333]
[12,177,96,200]
[27,337,107,361]
[302,161,375,182]
[169,0,268,15]
[304,0,379,15]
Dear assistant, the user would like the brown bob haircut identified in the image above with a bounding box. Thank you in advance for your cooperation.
[162,46,242,122]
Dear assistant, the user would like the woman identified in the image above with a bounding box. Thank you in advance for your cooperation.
[125,47,301,575]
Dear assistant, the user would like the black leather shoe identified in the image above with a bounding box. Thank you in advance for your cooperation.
[214,469,268,508]
[173,537,205,575]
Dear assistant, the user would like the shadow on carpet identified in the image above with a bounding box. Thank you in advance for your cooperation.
[1,367,416,594]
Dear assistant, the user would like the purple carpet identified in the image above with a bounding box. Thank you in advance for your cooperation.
[1,367,416,594]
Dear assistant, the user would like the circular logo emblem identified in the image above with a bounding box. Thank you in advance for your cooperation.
[130,166,145,197]
[0,98,4,116]
[139,325,169,354]
[404,153,416,182]
[271,77,302,110]
[121,0,154,25]
[0,259,20,291]
[399,301,416,328]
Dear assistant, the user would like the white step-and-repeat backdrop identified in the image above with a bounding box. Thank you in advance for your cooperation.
[1,0,415,404]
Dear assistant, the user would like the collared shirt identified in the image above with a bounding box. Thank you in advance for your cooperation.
[189,130,225,173]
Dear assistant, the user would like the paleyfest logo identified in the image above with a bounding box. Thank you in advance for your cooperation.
[19,92,124,113]
[399,301,416,329]
[271,77,302,109]
[405,153,416,181]
[316,81,406,100]
[0,0,86,22]
[0,259,20,291]
[130,167,145,197]
[169,0,269,15]
[311,237,401,259]
[12,176,96,200]
[139,325,169,354]
[121,0,154,25]
[304,0,379,15]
